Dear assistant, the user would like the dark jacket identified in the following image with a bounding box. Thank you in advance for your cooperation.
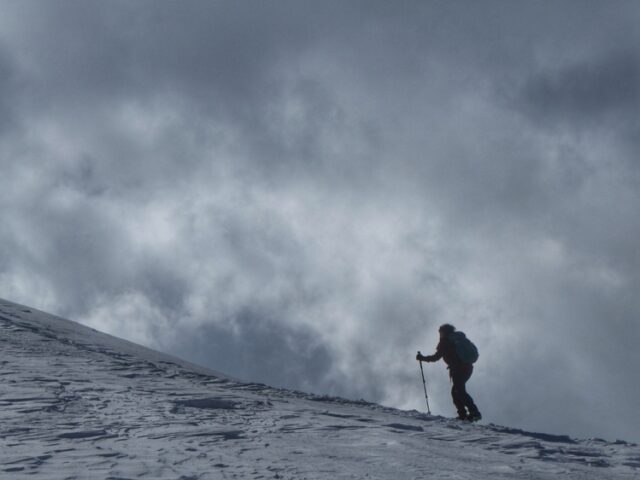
[424,335,465,371]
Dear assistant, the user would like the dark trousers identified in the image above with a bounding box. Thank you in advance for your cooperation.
[450,364,479,417]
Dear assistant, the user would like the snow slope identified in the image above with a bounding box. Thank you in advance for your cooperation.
[1,298,638,479]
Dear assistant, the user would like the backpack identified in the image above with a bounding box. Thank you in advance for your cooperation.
[450,331,479,364]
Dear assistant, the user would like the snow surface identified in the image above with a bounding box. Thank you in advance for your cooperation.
[1,298,638,479]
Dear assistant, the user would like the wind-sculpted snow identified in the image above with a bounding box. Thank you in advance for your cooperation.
[0,299,638,479]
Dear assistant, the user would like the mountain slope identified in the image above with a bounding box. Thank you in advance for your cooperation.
[1,298,638,479]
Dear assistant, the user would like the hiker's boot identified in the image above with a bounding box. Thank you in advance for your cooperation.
[467,411,482,422]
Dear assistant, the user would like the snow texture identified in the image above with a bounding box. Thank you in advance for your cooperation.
[0,298,638,479]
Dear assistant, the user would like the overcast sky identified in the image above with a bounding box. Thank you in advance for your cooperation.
[1,0,639,442]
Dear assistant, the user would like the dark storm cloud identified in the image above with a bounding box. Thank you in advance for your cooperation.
[517,50,640,127]
[166,309,382,400]
[1,1,640,443]
[0,45,20,135]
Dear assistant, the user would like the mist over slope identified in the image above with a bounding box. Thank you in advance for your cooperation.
[0,297,638,479]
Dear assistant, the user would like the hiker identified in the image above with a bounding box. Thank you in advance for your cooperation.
[416,324,482,421]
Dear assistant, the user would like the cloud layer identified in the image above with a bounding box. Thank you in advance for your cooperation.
[1,1,639,441]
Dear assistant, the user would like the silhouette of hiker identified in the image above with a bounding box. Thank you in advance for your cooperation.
[416,324,482,421]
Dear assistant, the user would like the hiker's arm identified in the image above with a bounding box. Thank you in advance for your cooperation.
[422,352,441,362]
[417,342,444,362]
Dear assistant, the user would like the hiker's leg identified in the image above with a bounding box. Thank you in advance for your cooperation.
[464,389,480,416]
[461,366,480,416]
[450,373,468,418]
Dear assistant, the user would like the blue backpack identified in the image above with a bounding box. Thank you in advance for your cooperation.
[450,331,479,364]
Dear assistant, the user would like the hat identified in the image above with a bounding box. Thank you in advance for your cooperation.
[438,323,456,334]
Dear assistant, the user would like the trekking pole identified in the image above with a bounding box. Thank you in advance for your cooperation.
[417,351,431,415]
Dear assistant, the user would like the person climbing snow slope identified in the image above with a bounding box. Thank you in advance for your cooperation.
[416,324,482,421]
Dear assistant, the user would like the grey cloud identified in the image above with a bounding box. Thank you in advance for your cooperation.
[11,2,321,114]
[0,46,20,136]
[165,310,374,399]
[517,50,640,128]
